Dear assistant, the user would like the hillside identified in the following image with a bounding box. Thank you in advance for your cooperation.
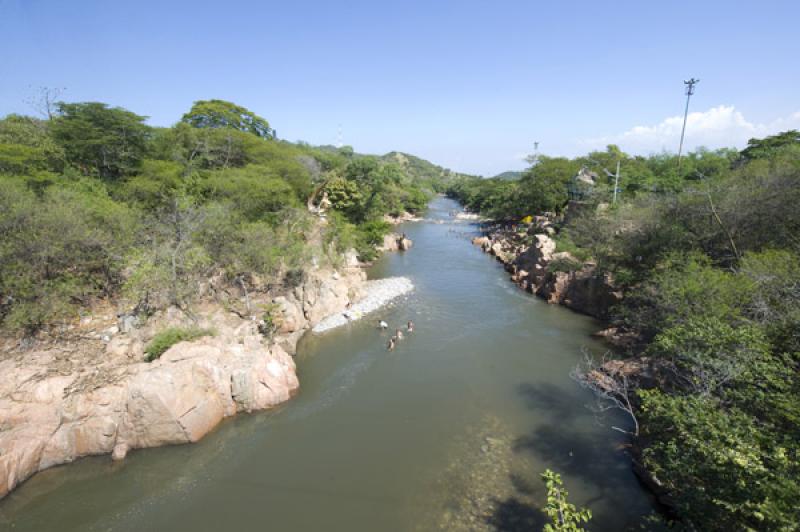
[492,170,523,181]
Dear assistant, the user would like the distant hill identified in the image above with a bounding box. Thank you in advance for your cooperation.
[492,170,523,181]
[380,151,476,189]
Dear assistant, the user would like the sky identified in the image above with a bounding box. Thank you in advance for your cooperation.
[1,0,799,176]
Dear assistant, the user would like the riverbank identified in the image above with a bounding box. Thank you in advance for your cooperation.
[0,242,420,500]
[465,212,687,518]
[470,216,622,324]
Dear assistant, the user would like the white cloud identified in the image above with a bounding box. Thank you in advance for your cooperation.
[581,106,800,155]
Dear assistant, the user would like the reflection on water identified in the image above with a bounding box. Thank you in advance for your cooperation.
[0,198,654,531]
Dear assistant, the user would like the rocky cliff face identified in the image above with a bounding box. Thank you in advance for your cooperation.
[472,223,621,319]
[0,267,365,499]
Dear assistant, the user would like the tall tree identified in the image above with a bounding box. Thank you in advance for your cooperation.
[181,99,274,139]
[50,102,150,178]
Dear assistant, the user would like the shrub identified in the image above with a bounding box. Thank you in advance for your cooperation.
[353,220,391,262]
[0,178,136,332]
[144,326,215,362]
[258,303,282,339]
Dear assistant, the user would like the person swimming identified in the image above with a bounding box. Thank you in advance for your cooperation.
[387,338,395,351]
[407,320,414,333]
[395,329,404,340]
[378,320,388,329]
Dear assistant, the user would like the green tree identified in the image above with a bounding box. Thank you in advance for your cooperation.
[516,156,578,215]
[740,129,800,161]
[0,114,64,174]
[50,102,150,178]
[181,99,274,139]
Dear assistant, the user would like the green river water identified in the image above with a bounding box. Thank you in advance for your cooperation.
[0,197,655,531]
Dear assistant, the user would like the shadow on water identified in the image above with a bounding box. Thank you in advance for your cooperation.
[517,382,580,421]
[483,472,547,531]
[512,381,647,530]
[485,496,547,531]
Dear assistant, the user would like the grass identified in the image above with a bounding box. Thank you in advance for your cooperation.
[553,231,592,262]
[144,326,216,362]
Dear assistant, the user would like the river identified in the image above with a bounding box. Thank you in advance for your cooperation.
[0,197,654,531]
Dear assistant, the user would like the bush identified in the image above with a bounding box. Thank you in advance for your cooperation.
[144,326,215,362]
[553,232,591,262]
[639,390,800,531]
[0,178,136,332]
[354,220,391,262]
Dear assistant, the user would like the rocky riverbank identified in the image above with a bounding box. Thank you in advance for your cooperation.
[471,217,621,321]
[0,235,421,500]
[312,277,415,333]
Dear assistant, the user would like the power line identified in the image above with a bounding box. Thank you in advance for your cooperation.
[677,78,699,170]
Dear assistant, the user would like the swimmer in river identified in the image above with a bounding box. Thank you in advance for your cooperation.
[387,338,395,351]
[378,320,388,330]
[407,320,414,333]
[395,329,404,340]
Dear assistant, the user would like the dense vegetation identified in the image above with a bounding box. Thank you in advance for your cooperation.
[0,98,451,335]
[449,133,800,530]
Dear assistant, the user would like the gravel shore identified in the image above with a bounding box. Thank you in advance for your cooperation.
[312,277,414,333]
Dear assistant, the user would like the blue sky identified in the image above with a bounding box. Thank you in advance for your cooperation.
[2,0,798,175]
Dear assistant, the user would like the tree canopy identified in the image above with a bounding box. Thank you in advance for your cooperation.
[181,99,275,139]
[50,102,149,178]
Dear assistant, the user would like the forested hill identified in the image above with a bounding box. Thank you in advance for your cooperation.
[0,98,454,336]
[380,151,476,188]
[492,170,523,181]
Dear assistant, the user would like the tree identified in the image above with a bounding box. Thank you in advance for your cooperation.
[571,352,640,436]
[740,129,800,161]
[0,114,65,174]
[50,102,150,178]
[516,156,578,215]
[541,469,592,531]
[181,99,274,139]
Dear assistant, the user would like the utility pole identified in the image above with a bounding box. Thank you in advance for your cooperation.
[677,78,699,171]
[530,141,540,176]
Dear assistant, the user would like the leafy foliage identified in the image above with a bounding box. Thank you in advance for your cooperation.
[50,102,149,178]
[541,469,592,531]
[0,98,454,333]
[181,99,274,139]
[144,326,216,362]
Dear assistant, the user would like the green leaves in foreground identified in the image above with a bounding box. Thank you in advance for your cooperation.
[144,326,215,362]
[541,469,592,531]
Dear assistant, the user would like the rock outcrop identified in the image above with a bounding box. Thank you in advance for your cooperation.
[380,232,414,252]
[382,211,422,225]
[472,222,621,319]
[0,267,366,499]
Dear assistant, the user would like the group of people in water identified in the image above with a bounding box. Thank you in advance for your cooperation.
[378,319,414,351]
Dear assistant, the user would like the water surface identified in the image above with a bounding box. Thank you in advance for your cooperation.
[0,198,654,531]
